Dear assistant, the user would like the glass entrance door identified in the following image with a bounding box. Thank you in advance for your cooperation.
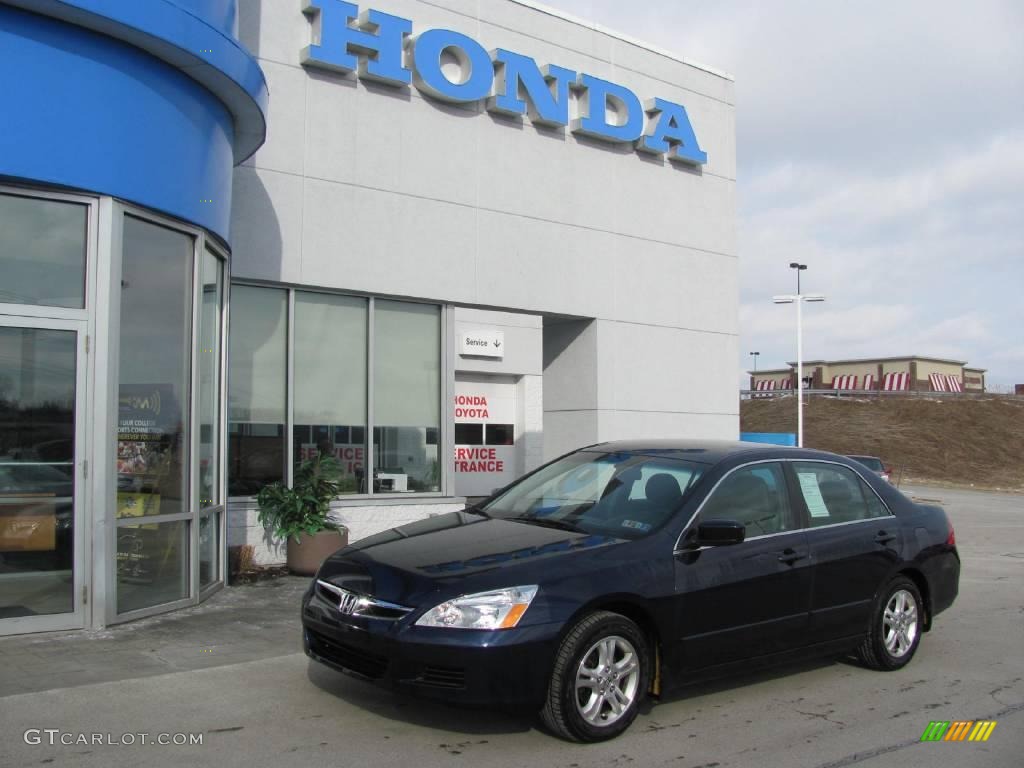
[0,318,86,634]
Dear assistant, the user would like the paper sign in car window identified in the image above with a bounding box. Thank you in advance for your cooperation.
[797,473,831,518]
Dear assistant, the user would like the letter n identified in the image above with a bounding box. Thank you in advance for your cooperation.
[488,49,575,127]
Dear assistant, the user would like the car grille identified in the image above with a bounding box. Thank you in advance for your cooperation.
[315,580,413,621]
[411,664,466,690]
[306,629,389,680]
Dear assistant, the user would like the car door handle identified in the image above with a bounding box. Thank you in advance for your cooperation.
[875,532,897,545]
[777,548,807,565]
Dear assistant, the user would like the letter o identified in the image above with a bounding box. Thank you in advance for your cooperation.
[411,28,494,103]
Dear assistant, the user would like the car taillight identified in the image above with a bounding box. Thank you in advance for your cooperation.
[946,520,956,547]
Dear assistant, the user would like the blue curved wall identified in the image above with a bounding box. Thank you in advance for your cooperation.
[0,1,268,243]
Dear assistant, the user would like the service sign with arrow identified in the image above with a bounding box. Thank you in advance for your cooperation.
[460,329,505,358]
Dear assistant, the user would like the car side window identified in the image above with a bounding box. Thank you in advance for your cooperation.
[792,462,888,527]
[698,463,797,537]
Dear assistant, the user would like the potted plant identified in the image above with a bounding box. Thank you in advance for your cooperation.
[256,452,349,575]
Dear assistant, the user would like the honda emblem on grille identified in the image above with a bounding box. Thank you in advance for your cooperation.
[337,590,360,615]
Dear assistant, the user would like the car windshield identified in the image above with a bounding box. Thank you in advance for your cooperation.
[479,451,705,539]
[850,456,884,471]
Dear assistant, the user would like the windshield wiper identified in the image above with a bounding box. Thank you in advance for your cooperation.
[508,516,584,533]
[464,504,490,518]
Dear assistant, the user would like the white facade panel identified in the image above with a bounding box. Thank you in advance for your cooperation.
[231,0,739,538]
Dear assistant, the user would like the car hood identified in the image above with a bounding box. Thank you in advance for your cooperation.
[316,510,620,607]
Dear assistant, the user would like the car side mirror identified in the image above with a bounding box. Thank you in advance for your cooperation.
[695,519,745,546]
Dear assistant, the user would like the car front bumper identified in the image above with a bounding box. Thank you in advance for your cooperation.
[301,584,562,711]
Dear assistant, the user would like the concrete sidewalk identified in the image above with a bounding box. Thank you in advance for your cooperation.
[0,576,310,697]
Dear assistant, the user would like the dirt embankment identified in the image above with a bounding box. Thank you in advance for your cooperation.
[740,395,1024,491]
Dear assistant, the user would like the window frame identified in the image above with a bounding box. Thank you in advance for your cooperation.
[675,458,895,552]
[108,202,230,624]
[230,281,451,501]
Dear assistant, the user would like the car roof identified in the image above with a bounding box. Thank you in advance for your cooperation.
[581,439,845,466]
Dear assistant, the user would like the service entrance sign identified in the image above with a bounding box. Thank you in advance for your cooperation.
[453,377,517,496]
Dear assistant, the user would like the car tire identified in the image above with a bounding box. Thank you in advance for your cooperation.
[858,576,924,670]
[540,611,650,742]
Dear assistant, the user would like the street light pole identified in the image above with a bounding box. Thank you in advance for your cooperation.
[750,351,760,372]
[774,263,824,448]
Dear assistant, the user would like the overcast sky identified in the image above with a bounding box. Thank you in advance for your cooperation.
[543,0,1024,390]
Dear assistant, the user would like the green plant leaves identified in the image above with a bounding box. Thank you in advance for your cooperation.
[256,452,347,543]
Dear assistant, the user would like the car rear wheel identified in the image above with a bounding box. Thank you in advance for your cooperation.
[541,611,650,742]
[858,576,923,670]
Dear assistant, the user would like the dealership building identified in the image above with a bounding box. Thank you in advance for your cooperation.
[0,0,737,633]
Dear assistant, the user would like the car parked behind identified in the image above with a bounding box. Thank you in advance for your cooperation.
[847,454,894,483]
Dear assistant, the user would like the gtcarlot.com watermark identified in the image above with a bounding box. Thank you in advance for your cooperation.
[24,729,203,747]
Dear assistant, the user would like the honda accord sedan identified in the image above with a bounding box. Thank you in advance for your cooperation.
[302,441,960,742]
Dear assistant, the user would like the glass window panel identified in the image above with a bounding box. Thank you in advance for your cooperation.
[0,327,77,617]
[197,250,224,510]
[199,511,220,590]
[485,424,515,446]
[117,216,193,519]
[228,285,287,496]
[116,519,189,614]
[700,463,798,535]
[292,292,367,494]
[373,301,440,493]
[793,462,874,527]
[0,194,87,309]
[454,423,483,445]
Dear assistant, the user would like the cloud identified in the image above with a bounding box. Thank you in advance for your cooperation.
[544,0,1024,387]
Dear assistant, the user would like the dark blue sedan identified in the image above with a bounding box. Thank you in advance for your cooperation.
[302,440,960,742]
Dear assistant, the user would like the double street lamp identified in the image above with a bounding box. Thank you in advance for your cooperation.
[773,262,825,448]
[749,351,760,372]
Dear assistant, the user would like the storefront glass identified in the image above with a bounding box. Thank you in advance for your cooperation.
[228,285,287,496]
[115,215,196,615]
[116,216,193,520]
[116,519,190,614]
[373,300,441,493]
[198,249,224,510]
[0,327,77,618]
[293,292,367,493]
[228,286,442,497]
[0,193,87,309]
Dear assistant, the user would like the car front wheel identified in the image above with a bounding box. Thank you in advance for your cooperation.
[541,611,650,742]
[858,575,923,670]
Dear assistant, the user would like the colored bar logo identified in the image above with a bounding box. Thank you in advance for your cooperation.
[920,721,997,742]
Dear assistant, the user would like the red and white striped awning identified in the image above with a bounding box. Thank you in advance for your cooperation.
[883,372,910,391]
[930,373,963,392]
[862,374,876,390]
[832,375,859,390]
[755,379,777,391]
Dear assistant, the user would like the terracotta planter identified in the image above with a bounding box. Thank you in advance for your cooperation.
[286,529,348,576]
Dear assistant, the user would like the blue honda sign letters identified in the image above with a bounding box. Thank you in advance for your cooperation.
[302,0,708,166]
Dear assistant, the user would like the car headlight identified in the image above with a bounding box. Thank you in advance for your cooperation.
[415,586,538,630]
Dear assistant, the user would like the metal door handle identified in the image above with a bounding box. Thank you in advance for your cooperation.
[777,549,806,565]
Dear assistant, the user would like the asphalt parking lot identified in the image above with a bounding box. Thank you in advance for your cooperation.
[1,484,1021,768]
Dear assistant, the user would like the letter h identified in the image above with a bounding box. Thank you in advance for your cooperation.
[302,1,412,86]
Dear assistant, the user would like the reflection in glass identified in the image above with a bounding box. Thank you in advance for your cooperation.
[293,292,367,493]
[116,520,189,614]
[199,512,220,590]
[197,250,224,509]
[0,194,87,309]
[117,217,193,519]
[373,301,440,493]
[0,327,76,618]
[228,286,287,495]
